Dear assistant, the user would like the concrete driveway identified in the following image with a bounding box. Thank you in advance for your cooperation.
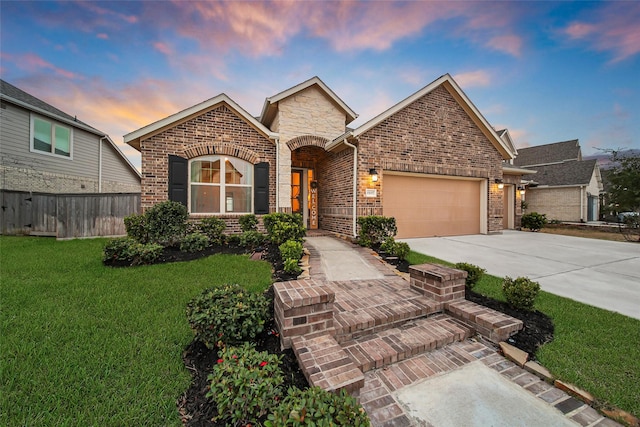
[401,230,640,320]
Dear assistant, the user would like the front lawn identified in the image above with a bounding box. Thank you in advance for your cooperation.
[0,236,273,426]
[409,250,640,418]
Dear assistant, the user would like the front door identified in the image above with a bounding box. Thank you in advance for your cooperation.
[291,170,303,216]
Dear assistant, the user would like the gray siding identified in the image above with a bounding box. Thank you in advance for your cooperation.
[101,140,140,189]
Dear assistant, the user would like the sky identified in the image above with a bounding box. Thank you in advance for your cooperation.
[1,1,639,170]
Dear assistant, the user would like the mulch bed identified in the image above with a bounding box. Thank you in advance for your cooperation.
[106,240,554,425]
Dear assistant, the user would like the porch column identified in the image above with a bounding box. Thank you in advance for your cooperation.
[278,142,292,212]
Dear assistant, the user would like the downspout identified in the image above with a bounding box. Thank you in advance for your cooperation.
[274,136,279,213]
[580,185,585,222]
[99,136,107,193]
[343,139,358,238]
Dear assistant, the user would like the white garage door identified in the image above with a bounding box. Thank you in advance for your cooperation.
[383,174,482,238]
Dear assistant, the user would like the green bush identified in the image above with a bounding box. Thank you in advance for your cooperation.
[263,213,306,245]
[283,258,302,275]
[267,387,370,427]
[103,237,163,266]
[502,276,540,311]
[186,284,269,348]
[239,231,267,250]
[521,212,547,232]
[208,344,283,426]
[180,232,210,253]
[198,217,226,245]
[279,239,303,261]
[454,262,486,289]
[357,216,397,247]
[379,237,410,261]
[145,201,188,246]
[124,213,148,243]
[239,214,259,232]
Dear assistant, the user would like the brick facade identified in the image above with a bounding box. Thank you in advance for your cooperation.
[140,104,276,224]
[355,85,505,234]
[525,187,583,222]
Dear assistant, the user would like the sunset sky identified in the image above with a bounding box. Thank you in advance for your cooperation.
[1,1,638,169]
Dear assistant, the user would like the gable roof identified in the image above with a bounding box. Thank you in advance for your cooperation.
[513,139,581,167]
[496,129,517,156]
[124,93,278,151]
[0,79,103,136]
[328,74,514,159]
[259,76,358,127]
[523,159,598,187]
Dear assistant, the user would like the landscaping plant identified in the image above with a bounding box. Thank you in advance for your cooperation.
[267,387,370,426]
[380,237,410,261]
[103,237,163,266]
[502,276,540,311]
[263,213,306,245]
[239,230,267,250]
[198,217,226,245]
[179,232,209,253]
[123,213,148,243]
[454,262,486,289]
[521,212,547,232]
[357,216,397,247]
[280,239,304,275]
[239,214,259,232]
[207,343,283,426]
[186,284,269,348]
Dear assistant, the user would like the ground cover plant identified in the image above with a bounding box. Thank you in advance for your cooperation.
[0,236,273,426]
[408,250,640,418]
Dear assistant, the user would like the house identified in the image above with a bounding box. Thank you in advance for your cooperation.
[513,140,603,222]
[0,79,140,194]
[125,74,527,238]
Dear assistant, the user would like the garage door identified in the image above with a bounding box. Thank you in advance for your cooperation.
[383,174,481,238]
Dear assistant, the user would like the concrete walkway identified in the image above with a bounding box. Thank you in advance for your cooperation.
[401,230,640,320]
[303,235,621,427]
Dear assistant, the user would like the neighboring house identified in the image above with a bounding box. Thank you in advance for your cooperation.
[125,74,527,238]
[0,79,140,194]
[513,140,603,222]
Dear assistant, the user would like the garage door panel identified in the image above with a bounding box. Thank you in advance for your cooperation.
[383,175,481,238]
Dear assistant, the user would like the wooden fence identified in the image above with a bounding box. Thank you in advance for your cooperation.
[1,190,140,239]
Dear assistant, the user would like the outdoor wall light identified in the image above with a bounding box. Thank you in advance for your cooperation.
[495,178,504,189]
[369,168,379,182]
[518,186,526,195]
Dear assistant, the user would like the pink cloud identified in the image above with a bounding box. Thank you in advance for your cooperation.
[562,3,640,63]
[96,33,109,40]
[486,34,522,57]
[7,53,79,80]
[453,70,492,88]
[153,41,173,56]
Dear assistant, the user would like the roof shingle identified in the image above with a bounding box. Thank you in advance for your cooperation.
[523,159,597,186]
[514,140,581,167]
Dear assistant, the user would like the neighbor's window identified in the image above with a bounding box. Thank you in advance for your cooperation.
[190,156,252,214]
[31,115,72,158]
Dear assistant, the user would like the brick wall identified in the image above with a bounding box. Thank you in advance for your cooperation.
[525,187,583,222]
[318,148,354,235]
[355,85,504,234]
[140,104,276,220]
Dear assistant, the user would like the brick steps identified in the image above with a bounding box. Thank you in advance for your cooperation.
[334,297,442,343]
[446,299,523,343]
[342,314,472,372]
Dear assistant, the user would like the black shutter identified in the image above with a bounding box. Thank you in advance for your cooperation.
[254,162,269,214]
[168,155,188,207]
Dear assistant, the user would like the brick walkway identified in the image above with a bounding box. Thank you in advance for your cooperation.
[274,235,622,427]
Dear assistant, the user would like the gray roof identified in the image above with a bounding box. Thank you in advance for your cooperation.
[0,79,101,134]
[523,159,597,186]
[514,139,581,167]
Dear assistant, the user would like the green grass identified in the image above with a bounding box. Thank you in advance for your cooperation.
[0,236,273,426]
[408,250,640,417]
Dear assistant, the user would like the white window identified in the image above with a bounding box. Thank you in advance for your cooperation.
[30,115,72,158]
[189,156,253,214]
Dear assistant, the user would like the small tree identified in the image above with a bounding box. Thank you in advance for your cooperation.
[606,149,640,213]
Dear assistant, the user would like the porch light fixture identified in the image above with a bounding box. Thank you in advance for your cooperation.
[518,185,526,195]
[495,178,504,189]
[369,168,379,182]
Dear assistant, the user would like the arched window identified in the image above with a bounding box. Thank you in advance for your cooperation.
[189,156,253,214]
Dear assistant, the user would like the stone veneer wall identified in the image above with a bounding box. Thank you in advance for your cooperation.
[355,85,505,234]
[140,104,276,215]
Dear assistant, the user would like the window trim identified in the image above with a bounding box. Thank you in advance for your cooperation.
[29,113,74,160]
[188,155,253,215]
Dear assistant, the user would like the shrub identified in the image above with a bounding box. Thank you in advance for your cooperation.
[145,201,188,246]
[124,213,148,243]
[103,237,163,266]
[239,231,267,250]
[198,217,226,245]
[180,232,210,253]
[521,212,547,232]
[454,262,486,289]
[267,387,370,427]
[263,213,306,245]
[379,237,410,261]
[357,216,397,247]
[239,214,259,232]
[208,344,283,426]
[283,258,302,275]
[279,239,304,261]
[186,284,269,348]
[502,276,540,311]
